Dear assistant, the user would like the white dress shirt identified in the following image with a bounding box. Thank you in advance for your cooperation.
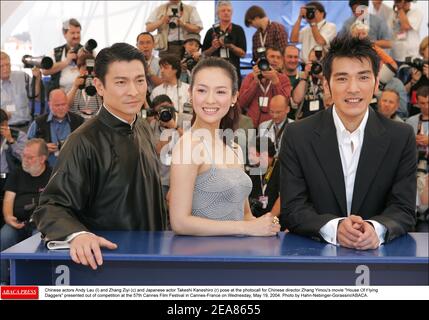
[319,106,386,246]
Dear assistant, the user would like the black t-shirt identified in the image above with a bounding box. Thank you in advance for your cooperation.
[248,160,280,218]
[4,166,52,221]
[202,23,247,77]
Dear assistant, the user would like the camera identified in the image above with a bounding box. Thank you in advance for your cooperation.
[304,6,316,20]
[404,56,428,72]
[83,39,97,53]
[57,139,66,151]
[310,62,323,75]
[78,59,97,96]
[169,7,179,29]
[256,47,271,72]
[22,55,53,69]
[212,23,232,45]
[158,105,177,123]
[182,52,198,71]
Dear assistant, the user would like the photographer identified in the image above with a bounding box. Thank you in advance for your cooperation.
[292,46,328,120]
[150,95,184,198]
[340,0,392,50]
[136,32,163,92]
[247,137,282,227]
[202,1,246,85]
[0,139,51,285]
[239,46,291,128]
[67,52,101,120]
[42,18,83,95]
[244,6,288,63]
[1,51,42,131]
[150,55,191,122]
[404,37,429,112]
[290,1,336,63]
[180,33,202,84]
[146,1,203,59]
[27,89,84,167]
[391,0,423,65]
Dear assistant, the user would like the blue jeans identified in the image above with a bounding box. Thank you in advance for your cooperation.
[1,223,36,284]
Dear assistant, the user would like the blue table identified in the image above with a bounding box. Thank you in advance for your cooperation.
[1,231,428,285]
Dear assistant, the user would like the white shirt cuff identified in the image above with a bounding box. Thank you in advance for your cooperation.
[319,218,345,245]
[366,220,386,246]
[46,231,92,250]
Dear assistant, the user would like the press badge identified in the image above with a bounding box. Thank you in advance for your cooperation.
[396,31,407,41]
[164,152,172,166]
[5,104,16,112]
[259,97,269,108]
[259,196,269,209]
[309,100,320,112]
[220,48,229,58]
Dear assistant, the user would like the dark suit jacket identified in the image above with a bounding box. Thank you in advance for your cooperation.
[279,107,417,243]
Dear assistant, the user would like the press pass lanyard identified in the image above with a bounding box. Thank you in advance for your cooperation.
[259,158,277,196]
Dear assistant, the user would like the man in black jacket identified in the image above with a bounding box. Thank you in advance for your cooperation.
[280,34,416,250]
[33,43,167,270]
[42,18,82,95]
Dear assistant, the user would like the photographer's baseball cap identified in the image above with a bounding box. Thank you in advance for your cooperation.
[183,33,201,47]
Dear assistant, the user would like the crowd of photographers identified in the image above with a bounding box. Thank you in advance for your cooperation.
[1,0,428,278]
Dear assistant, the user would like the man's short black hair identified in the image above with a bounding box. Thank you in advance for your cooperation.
[349,0,369,8]
[136,32,155,43]
[0,108,8,123]
[244,6,266,27]
[95,42,146,85]
[416,86,429,98]
[151,94,173,110]
[159,55,181,80]
[322,34,380,84]
[307,1,327,18]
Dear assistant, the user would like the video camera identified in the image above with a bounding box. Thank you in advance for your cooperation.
[404,56,428,72]
[304,6,316,20]
[22,55,53,69]
[78,58,97,96]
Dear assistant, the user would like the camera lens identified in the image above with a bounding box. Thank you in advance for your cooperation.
[258,58,271,72]
[311,62,323,75]
[169,21,177,29]
[159,108,173,122]
[306,7,316,20]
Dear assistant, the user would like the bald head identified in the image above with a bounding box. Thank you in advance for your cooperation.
[269,95,289,124]
[49,89,69,120]
[1,51,11,81]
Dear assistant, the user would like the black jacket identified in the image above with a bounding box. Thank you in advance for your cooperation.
[279,107,417,242]
[33,107,167,241]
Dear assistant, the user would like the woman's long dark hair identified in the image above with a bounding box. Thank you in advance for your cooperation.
[190,57,241,145]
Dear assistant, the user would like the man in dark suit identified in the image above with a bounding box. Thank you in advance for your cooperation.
[280,34,416,250]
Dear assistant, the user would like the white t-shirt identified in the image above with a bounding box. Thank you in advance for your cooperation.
[391,8,423,61]
[298,19,337,62]
[150,81,190,113]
